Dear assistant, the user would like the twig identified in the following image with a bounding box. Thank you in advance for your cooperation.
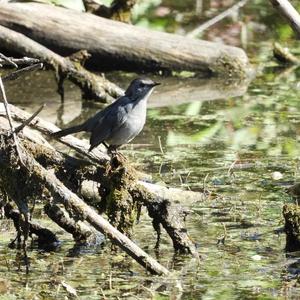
[273,42,300,64]
[2,63,43,82]
[187,0,249,38]
[158,135,164,155]
[227,159,238,177]
[0,56,40,67]
[14,104,45,134]
[0,53,18,68]
[217,223,228,245]
[0,77,24,165]
[270,0,300,38]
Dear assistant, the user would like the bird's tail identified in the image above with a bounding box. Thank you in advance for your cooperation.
[51,124,86,138]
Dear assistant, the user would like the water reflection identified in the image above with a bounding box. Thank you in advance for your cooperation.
[3,65,300,298]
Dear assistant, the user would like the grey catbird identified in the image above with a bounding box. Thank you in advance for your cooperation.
[52,78,160,152]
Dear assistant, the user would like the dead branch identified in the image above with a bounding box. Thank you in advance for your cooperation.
[0,25,123,102]
[0,56,40,67]
[44,203,102,246]
[0,133,169,275]
[14,104,45,134]
[0,77,24,164]
[0,2,249,77]
[270,0,300,38]
[187,0,249,38]
[0,103,204,205]
[0,101,200,257]
[3,63,43,82]
[0,53,18,68]
[2,201,59,249]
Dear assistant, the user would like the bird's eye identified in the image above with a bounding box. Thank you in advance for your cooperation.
[140,83,145,88]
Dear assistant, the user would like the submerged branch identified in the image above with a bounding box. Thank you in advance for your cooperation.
[2,201,60,249]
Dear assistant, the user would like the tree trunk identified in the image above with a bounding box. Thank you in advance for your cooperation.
[0,2,249,77]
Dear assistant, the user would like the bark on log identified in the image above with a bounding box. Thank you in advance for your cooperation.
[0,2,249,77]
[44,203,103,246]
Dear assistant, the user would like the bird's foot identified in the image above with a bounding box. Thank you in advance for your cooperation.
[107,146,127,161]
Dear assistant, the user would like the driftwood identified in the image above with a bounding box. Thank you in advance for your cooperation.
[0,2,249,77]
[0,103,205,205]
[0,105,200,254]
[0,101,202,273]
[0,130,169,275]
[270,0,300,38]
[0,25,123,102]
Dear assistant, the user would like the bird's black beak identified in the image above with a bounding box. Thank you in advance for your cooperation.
[151,82,161,87]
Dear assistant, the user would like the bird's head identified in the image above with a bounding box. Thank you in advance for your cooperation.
[125,77,160,100]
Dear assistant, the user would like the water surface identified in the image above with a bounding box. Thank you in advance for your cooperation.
[2,0,300,299]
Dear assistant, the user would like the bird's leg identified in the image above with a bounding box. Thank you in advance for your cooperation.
[107,145,126,161]
[107,145,117,155]
[102,142,110,150]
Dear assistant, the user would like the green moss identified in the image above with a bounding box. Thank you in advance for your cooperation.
[211,54,248,79]
[104,156,141,236]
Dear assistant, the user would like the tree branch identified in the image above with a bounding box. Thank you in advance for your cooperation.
[270,0,300,38]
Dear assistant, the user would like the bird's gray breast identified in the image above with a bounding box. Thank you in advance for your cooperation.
[107,99,147,146]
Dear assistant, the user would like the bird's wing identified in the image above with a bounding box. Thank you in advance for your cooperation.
[88,98,129,151]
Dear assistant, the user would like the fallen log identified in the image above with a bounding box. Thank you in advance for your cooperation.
[0,131,169,275]
[0,2,249,77]
[0,103,204,204]
[0,102,200,256]
[0,25,123,102]
[2,112,199,255]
